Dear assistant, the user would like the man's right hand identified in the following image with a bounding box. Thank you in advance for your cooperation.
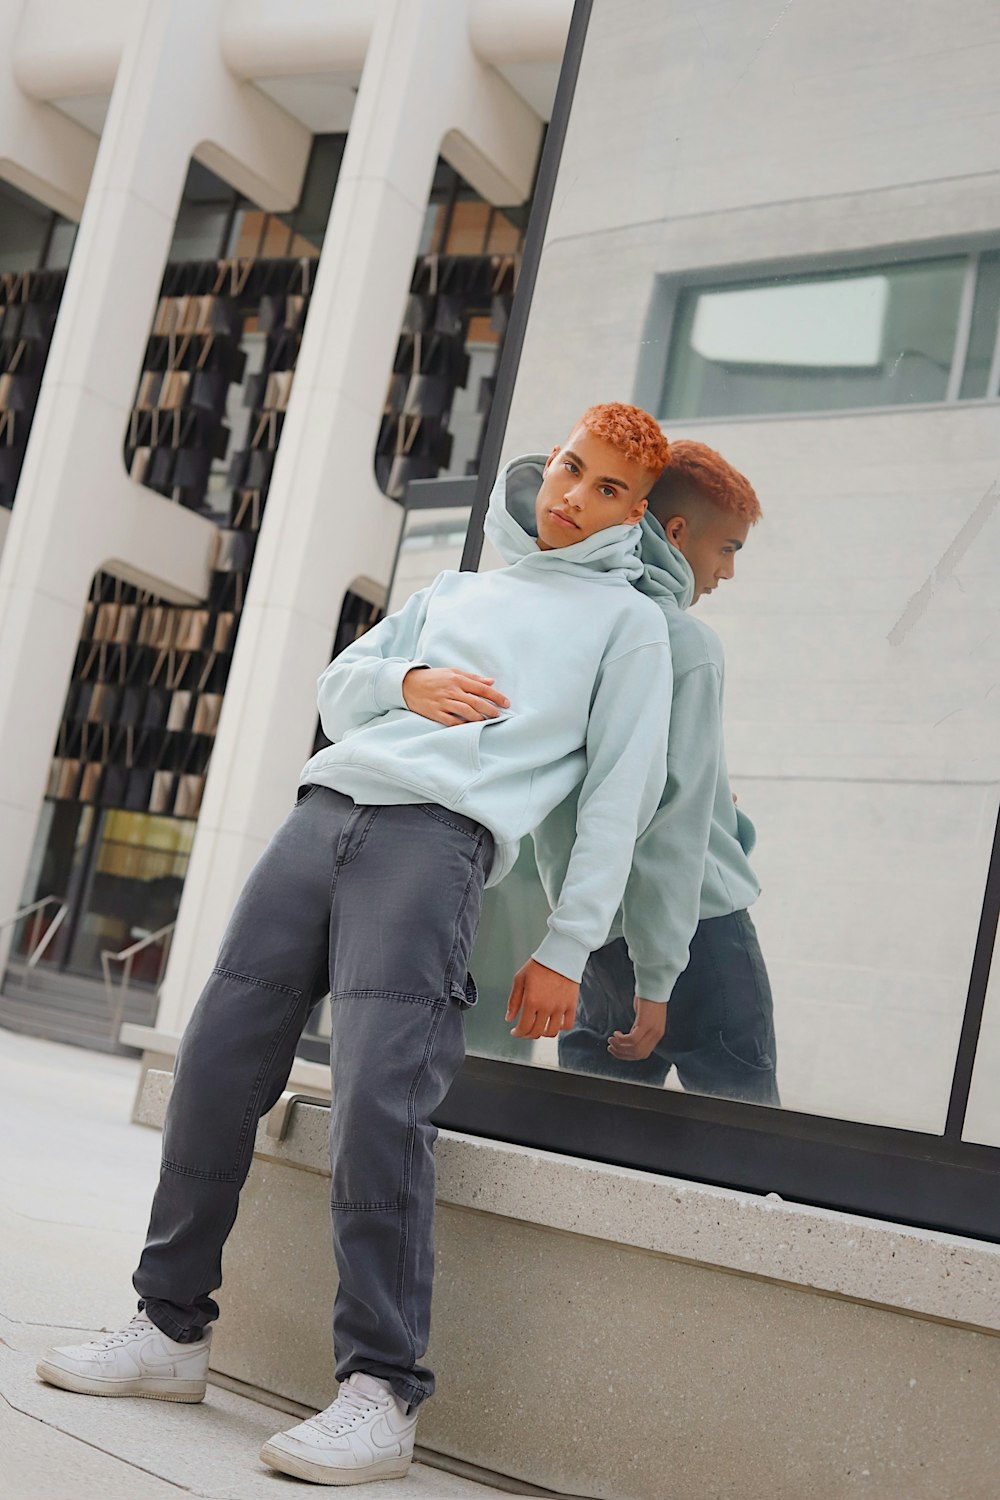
[402,668,509,725]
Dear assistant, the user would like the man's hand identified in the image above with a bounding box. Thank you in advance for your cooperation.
[402,667,509,725]
[505,959,579,1040]
[607,997,667,1062]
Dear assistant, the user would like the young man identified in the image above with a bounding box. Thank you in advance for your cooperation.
[38,404,673,1486]
[533,441,779,1106]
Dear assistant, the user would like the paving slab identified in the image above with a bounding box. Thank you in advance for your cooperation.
[0,1030,516,1499]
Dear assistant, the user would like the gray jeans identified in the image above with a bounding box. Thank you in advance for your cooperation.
[134,786,491,1410]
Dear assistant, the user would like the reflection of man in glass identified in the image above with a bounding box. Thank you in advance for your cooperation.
[535,442,778,1105]
[38,404,674,1486]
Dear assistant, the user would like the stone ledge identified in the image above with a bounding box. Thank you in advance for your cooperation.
[123,1024,331,1097]
[139,1069,1000,1335]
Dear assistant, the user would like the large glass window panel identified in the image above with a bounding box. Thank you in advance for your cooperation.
[66,812,194,982]
[661,259,967,420]
[0,180,58,272]
[11,802,93,968]
[464,0,1000,1134]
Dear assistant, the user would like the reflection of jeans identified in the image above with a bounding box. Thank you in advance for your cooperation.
[134,787,491,1410]
[559,910,779,1106]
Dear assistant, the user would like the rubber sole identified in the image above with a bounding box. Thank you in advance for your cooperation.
[35,1360,206,1403]
[260,1440,412,1486]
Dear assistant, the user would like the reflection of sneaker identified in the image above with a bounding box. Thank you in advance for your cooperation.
[36,1312,209,1402]
[260,1371,418,1485]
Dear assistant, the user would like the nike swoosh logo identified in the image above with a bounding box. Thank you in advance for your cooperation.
[368,1418,408,1452]
[137,1346,192,1373]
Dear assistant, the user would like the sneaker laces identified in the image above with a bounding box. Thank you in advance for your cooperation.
[87,1316,151,1351]
[310,1384,387,1436]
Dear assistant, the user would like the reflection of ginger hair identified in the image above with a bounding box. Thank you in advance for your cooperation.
[577,403,671,478]
[650,440,762,527]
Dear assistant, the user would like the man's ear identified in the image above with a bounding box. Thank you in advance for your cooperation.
[664,515,687,547]
[543,445,561,471]
[629,497,649,525]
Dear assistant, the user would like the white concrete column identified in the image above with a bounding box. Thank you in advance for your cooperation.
[157,0,543,1031]
[0,0,310,961]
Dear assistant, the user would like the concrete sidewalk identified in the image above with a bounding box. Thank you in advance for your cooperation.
[0,1029,527,1499]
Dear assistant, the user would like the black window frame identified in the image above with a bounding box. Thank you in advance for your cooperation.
[437,0,1000,1244]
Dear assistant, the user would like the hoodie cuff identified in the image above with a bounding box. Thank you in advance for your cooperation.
[532,927,593,984]
[373,660,427,713]
[631,961,678,1006]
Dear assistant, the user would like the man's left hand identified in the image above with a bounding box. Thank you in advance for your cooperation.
[607,996,667,1061]
[505,959,579,1040]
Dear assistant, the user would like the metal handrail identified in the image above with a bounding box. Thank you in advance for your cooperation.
[25,904,68,971]
[1,895,69,985]
[0,894,61,935]
[101,922,176,1041]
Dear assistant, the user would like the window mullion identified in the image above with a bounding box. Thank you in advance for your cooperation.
[947,254,979,402]
[986,289,1000,400]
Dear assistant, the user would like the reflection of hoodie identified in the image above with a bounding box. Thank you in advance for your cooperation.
[299,455,672,983]
[533,513,760,1002]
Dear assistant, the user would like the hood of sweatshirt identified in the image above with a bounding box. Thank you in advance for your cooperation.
[633,511,696,611]
[530,499,762,1003]
[484,453,646,582]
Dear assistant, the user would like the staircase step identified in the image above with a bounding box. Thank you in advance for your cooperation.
[0,965,157,1055]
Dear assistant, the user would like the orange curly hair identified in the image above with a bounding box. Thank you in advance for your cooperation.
[577,403,671,478]
[650,440,761,526]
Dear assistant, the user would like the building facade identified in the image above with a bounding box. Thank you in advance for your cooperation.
[3,0,1000,1161]
[0,0,557,1044]
[4,5,1000,1495]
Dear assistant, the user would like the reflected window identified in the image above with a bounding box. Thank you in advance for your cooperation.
[659,252,1000,420]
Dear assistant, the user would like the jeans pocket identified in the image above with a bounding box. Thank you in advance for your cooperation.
[717,1028,774,1073]
[295,783,319,807]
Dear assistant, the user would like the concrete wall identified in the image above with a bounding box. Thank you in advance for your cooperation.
[136,1073,1000,1500]
[487,0,1000,1135]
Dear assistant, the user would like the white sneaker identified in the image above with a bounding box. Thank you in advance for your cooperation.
[260,1371,418,1486]
[36,1311,210,1402]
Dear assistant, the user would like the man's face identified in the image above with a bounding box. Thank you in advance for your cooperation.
[534,425,657,551]
[664,502,750,603]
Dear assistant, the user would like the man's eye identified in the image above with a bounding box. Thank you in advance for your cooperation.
[563,461,578,474]
[600,487,616,498]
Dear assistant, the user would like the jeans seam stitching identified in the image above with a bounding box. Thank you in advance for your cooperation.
[211,966,299,998]
[395,1004,445,1368]
[330,988,447,1009]
[330,1199,400,1211]
[162,1155,238,1184]
[232,989,305,1168]
[415,803,481,841]
[442,856,478,996]
[339,806,381,867]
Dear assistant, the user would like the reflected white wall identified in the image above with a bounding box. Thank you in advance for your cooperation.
[496,0,1000,1130]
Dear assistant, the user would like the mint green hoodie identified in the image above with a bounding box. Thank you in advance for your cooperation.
[299,455,671,983]
[532,513,760,1003]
